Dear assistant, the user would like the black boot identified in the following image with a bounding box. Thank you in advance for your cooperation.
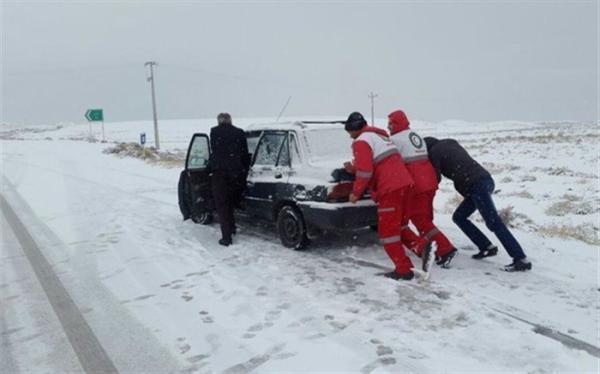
[219,238,232,247]
[503,258,532,272]
[436,248,458,268]
[472,246,498,259]
[383,270,414,281]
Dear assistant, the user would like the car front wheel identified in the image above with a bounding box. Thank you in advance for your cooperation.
[277,205,309,250]
[191,212,213,225]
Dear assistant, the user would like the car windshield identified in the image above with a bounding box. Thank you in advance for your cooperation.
[304,128,353,165]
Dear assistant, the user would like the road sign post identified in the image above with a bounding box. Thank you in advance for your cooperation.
[85,109,104,141]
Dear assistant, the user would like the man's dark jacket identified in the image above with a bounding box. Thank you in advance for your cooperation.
[209,124,250,172]
[424,137,491,196]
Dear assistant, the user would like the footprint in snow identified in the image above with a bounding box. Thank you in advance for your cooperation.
[265,309,282,322]
[198,311,214,323]
[247,323,265,332]
[277,302,291,310]
[210,282,225,294]
[205,334,221,353]
[360,357,397,374]
[185,271,209,277]
[376,345,394,356]
[179,343,191,354]
[187,354,210,363]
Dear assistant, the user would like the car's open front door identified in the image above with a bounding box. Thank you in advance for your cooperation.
[245,131,291,220]
[182,133,213,223]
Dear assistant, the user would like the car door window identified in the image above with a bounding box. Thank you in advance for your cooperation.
[186,135,210,169]
[289,134,301,166]
[254,133,287,166]
[277,137,290,167]
[246,131,262,158]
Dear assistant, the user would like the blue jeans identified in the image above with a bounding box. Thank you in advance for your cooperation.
[452,176,526,260]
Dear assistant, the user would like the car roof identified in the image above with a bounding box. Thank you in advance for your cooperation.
[246,120,346,132]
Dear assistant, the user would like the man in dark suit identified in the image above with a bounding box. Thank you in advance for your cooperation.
[209,113,250,246]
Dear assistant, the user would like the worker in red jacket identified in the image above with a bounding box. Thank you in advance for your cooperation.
[343,112,416,280]
[387,110,458,268]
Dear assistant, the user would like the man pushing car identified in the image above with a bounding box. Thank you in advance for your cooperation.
[388,110,458,268]
[343,112,433,280]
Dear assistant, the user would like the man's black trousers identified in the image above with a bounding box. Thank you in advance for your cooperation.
[211,170,245,241]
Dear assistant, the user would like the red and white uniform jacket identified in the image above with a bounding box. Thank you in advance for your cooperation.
[388,110,438,194]
[351,126,414,201]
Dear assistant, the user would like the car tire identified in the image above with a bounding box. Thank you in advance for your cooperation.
[191,212,213,225]
[277,205,309,250]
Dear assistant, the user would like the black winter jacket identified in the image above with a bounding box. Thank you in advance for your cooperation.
[424,137,492,196]
[209,124,250,172]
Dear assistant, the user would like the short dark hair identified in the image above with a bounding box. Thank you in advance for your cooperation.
[217,113,232,125]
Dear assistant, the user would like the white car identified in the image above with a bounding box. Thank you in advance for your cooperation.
[178,120,378,249]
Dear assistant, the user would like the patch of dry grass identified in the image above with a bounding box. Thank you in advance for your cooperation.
[532,166,596,179]
[441,193,464,214]
[481,162,521,174]
[545,194,596,216]
[103,142,185,168]
[504,190,534,199]
[497,205,535,228]
[490,131,600,145]
[539,224,600,246]
[520,175,537,182]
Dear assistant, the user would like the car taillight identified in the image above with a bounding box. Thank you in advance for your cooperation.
[327,182,353,202]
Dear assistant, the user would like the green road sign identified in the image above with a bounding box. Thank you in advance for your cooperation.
[85,109,104,122]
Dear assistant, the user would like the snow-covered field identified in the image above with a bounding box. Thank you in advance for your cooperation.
[1,118,598,373]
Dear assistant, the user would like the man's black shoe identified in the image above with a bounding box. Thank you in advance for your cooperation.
[503,258,532,272]
[219,238,232,247]
[436,248,458,268]
[383,270,414,281]
[472,246,498,259]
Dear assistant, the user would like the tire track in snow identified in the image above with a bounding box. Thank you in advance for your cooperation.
[1,175,185,373]
[0,194,119,374]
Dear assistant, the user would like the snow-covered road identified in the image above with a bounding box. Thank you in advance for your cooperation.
[1,120,598,373]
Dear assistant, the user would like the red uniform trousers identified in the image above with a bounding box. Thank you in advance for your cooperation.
[377,189,414,274]
[401,190,454,257]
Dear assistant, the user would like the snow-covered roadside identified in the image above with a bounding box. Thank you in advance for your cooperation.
[1,119,598,373]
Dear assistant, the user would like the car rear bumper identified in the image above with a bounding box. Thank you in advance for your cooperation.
[297,200,378,231]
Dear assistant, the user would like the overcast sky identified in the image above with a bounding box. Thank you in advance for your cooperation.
[1,0,598,125]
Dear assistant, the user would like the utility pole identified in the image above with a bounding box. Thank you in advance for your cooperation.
[145,61,160,149]
[368,92,378,126]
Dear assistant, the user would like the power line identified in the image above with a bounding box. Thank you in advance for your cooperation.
[3,64,141,76]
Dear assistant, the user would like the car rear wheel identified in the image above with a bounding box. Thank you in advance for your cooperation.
[191,212,213,225]
[277,205,309,250]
